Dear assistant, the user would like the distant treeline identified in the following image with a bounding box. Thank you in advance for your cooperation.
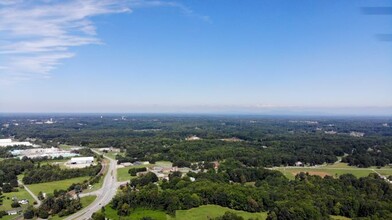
[3,115,391,167]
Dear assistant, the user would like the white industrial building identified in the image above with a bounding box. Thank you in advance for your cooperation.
[69,157,94,164]
[0,139,37,147]
[11,147,79,159]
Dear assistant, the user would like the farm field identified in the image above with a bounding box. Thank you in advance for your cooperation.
[0,187,34,211]
[273,163,392,180]
[27,176,90,195]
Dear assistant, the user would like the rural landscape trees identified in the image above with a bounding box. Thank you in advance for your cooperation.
[1,115,392,219]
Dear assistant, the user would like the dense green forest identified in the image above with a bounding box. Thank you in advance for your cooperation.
[111,163,392,220]
[2,114,391,167]
[1,114,392,219]
[0,159,34,190]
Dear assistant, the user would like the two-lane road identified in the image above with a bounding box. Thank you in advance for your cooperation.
[65,151,118,220]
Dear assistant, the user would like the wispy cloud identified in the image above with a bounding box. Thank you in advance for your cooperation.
[0,0,208,83]
[130,0,210,22]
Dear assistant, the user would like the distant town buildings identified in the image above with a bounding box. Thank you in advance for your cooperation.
[350,131,365,137]
[324,131,337,135]
[289,120,318,125]
[44,118,54,124]
[186,135,201,141]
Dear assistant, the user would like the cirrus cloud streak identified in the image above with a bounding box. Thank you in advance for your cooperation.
[0,0,208,83]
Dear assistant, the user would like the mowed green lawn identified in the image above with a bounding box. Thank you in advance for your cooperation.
[0,187,34,211]
[27,176,90,195]
[102,205,266,220]
[117,167,139,182]
[0,215,19,220]
[169,205,267,220]
[129,208,167,220]
[117,164,153,182]
[80,195,97,208]
[273,163,392,180]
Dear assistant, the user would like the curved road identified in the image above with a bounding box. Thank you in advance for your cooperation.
[65,151,119,220]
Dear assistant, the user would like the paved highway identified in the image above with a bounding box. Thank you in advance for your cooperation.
[65,150,118,220]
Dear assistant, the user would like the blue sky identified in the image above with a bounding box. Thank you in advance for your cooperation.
[0,0,391,114]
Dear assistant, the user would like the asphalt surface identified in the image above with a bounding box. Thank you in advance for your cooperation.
[64,151,118,220]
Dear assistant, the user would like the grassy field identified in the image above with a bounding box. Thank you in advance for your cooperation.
[101,205,118,219]
[331,215,351,220]
[116,167,139,182]
[83,174,104,193]
[102,205,266,220]
[116,164,153,182]
[40,159,69,169]
[0,187,34,211]
[80,195,97,208]
[0,215,19,220]
[155,161,173,168]
[48,215,64,220]
[58,144,77,150]
[170,205,267,220]
[273,163,392,180]
[128,208,167,220]
[117,161,172,182]
[27,176,90,195]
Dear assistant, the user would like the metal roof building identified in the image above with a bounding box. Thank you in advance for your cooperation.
[70,157,94,164]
